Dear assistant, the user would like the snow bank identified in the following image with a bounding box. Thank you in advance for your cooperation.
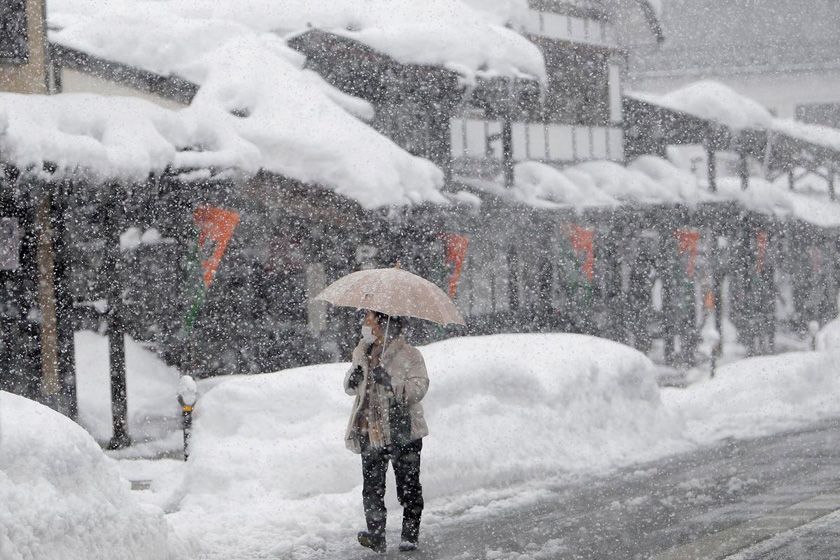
[169,334,685,557]
[0,391,178,560]
[75,330,182,446]
[816,317,840,351]
[663,351,840,443]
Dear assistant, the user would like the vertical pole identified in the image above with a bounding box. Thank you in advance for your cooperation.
[739,151,749,191]
[105,185,130,449]
[34,188,60,406]
[712,229,724,372]
[829,166,836,202]
[182,405,193,460]
[706,147,717,193]
[788,168,795,191]
[502,119,514,189]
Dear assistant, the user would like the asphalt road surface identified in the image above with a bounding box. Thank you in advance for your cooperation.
[342,417,840,559]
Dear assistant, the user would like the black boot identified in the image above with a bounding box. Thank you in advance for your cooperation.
[357,531,386,554]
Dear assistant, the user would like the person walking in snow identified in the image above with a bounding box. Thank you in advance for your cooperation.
[344,310,429,553]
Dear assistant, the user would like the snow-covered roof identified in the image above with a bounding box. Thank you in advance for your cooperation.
[49,0,546,83]
[629,81,774,131]
[457,155,840,229]
[772,119,840,152]
[0,92,257,179]
[7,1,455,208]
[630,81,840,154]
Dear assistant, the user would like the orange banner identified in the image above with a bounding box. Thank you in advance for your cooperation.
[193,206,240,289]
[570,225,595,282]
[675,229,700,276]
[444,233,469,298]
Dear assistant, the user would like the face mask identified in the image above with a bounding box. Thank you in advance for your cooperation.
[361,325,377,344]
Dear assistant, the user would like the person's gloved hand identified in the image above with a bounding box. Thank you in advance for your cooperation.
[370,366,391,388]
[347,366,364,389]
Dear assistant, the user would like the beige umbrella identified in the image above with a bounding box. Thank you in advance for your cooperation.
[314,267,465,326]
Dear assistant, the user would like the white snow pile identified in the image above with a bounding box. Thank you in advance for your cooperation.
[460,156,710,210]
[773,118,840,152]
[168,334,685,557]
[572,159,700,206]
[0,391,179,560]
[631,80,840,152]
[772,167,833,197]
[663,350,840,443]
[514,161,620,208]
[461,154,840,227]
[816,317,840,352]
[50,0,545,83]
[715,176,840,228]
[9,1,451,208]
[627,155,716,204]
[630,81,775,131]
[0,92,260,181]
[74,330,182,447]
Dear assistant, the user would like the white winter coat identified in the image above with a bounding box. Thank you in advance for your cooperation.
[344,336,429,454]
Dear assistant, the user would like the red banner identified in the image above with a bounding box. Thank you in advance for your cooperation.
[444,234,469,298]
[675,229,700,276]
[193,206,240,289]
[570,225,595,282]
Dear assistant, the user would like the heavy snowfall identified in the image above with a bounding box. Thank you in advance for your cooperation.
[3,0,840,559]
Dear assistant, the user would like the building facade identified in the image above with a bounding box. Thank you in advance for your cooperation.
[0,0,49,94]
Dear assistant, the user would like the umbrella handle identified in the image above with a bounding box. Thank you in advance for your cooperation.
[382,316,391,362]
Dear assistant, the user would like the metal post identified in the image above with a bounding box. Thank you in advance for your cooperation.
[712,270,723,376]
[706,147,717,193]
[788,168,795,191]
[829,166,836,202]
[178,375,197,460]
[502,119,514,189]
[739,151,749,191]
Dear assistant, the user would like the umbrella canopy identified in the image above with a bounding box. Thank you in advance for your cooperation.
[314,267,465,326]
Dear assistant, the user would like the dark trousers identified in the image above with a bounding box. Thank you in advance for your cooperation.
[361,438,424,543]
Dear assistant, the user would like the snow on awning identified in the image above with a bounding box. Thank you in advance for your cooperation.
[629,81,840,156]
[455,156,840,229]
[0,92,260,181]
[628,82,774,132]
[44,2,447,208]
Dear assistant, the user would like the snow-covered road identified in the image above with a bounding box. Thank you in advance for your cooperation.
[375,418,840,560]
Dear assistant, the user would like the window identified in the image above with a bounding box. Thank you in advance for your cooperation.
[0,0,28,64]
